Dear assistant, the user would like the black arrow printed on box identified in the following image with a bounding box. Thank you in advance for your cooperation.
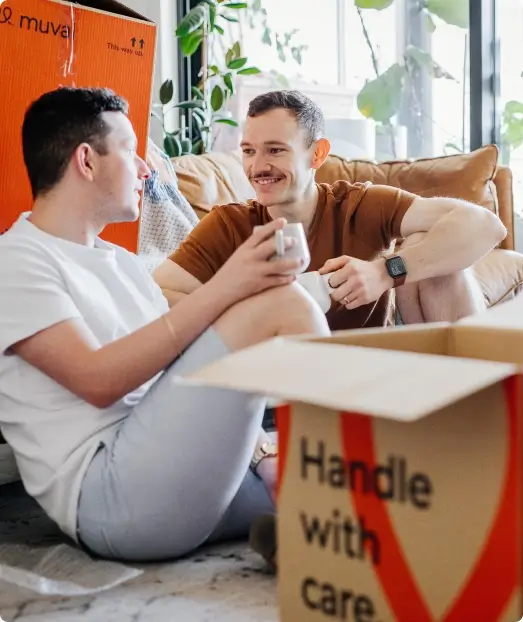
[140,39,144,49]
[131,37,136,47]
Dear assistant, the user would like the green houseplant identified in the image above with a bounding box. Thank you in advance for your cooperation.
[158,0,305,157]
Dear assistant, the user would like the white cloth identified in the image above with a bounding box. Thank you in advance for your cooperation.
[0,214,168,540]
[138,140,199,273]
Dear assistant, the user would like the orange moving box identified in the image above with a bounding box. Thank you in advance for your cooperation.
[0,0,157,252]
[186,311,523,621]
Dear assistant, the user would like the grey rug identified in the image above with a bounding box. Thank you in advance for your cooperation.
[0,484,277,622]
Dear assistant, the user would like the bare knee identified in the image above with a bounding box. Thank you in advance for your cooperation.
[215,283,330,352]
[237,283,330,337]
[258,282,325,324]
[396,232,486,323]
[398,264,485,324]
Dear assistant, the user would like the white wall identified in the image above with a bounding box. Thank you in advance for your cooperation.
[123,0,178,144]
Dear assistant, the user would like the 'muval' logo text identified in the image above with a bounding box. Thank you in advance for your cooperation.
[0,4,71,38]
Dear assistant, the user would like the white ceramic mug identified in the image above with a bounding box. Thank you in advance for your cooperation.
[296,271,335,314]
[255,223,311,275]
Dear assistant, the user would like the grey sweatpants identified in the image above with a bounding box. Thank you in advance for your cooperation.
[76,328,274,562]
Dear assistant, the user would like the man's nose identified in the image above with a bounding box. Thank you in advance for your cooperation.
[138,156,152,180]
[251,153,271,174]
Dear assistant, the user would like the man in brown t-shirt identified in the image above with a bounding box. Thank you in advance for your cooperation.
[154,90,506,331]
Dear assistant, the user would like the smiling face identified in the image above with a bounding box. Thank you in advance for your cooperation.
[241,108,322,207]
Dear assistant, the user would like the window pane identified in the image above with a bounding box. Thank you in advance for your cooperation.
[430,13,470,157]
[343,3,398,92]
[340,1,401,160]
[242,0,339,86]
[214,0,469,161]
[498,0,523,214]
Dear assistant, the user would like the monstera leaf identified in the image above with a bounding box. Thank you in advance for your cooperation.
[424,0,469,28]
[357,63,406,123]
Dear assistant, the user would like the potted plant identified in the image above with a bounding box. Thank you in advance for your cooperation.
[157,0,305,157]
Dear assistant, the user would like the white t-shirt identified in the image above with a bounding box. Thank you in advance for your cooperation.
[0,214,169,540]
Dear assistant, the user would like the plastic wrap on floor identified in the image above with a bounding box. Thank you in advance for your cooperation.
[0,482,142,607]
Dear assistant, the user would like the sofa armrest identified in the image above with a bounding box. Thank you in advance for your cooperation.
[473,248,523,307]
[493,166,515,251]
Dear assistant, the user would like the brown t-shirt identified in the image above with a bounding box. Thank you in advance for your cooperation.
[170,181,416,331]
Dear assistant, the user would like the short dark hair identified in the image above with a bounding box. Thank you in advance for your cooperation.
[247,90,324,147]
[22,87,128,198]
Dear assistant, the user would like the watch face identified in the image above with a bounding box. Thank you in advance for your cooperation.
[387,256,407,278]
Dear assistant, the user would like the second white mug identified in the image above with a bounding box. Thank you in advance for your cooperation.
[296,271,335,314]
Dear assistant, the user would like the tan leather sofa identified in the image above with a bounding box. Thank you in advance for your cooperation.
[171,144,523,309]
[0,145,521,449]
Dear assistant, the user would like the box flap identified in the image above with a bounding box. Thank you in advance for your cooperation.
[457,295,523,330]
[66,0,151,21]
[186,338,517,421]
[452,324,523,366]
[291,323,453,356]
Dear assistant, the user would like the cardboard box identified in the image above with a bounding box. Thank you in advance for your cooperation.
[187,297,523,621]
[0,0,157,252]
[300,294,523,367]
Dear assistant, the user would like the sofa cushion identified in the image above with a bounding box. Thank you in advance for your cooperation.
[172,145,500,222]
[473,248,523,308]
[171,150,254,215]
[315,144,500,214]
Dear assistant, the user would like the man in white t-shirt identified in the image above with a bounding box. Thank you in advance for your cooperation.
[0,87,330,561]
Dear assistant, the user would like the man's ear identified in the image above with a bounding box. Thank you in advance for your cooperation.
[311,138,330,170]
[73,143,97,182]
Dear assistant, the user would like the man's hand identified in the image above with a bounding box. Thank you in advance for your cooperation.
[211,218,304,307]
[319,255,393,310]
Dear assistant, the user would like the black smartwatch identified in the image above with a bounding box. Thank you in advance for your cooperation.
[385,255,407,288]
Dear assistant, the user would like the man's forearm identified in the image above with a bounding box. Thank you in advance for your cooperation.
[152,259,203,304]
[396,201,506,283]
[87,279,231,407]
[161,288,189,307]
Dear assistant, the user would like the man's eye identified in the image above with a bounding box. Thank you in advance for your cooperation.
[270,148,283,154]
[242,149,254,156]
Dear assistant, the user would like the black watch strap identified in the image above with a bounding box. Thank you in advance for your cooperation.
[391,274,406,288]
